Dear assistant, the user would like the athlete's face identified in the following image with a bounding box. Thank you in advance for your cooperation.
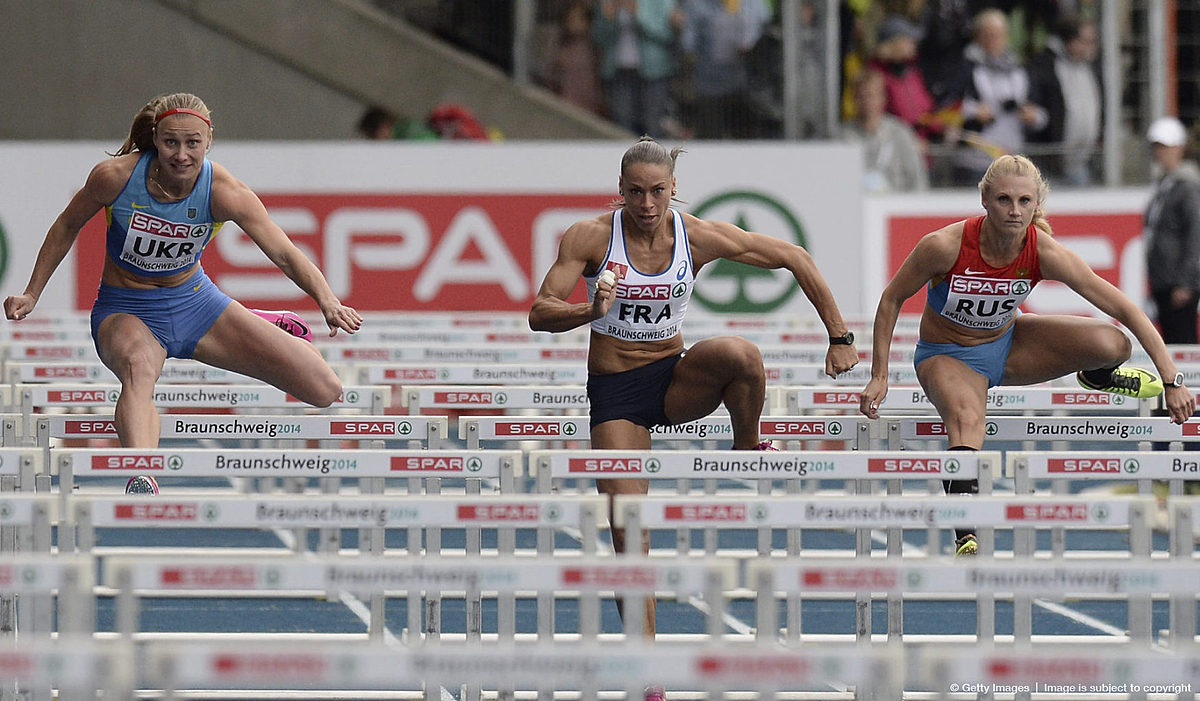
[152,114,212,181]
[982,174,1040,235]
[619,163,675,233]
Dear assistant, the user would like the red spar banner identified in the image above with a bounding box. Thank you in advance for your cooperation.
[76,193,611,311]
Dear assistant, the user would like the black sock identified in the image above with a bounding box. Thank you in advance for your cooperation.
[945,445,978,541]
[1080,365,1119,386]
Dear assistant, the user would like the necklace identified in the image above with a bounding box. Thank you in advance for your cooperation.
[148,163,189,201]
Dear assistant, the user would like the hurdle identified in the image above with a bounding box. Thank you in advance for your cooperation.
[887,415,1200,451]
[615,493,1153,649]
[53,447,519,555]
[538,448,995,647]
[132,638,903,700]
[781,385,1152,419]
[33,413,447,449]
[16,382,389,417]
[358,362,589,387]
[459,415,868,450]
[0,495,59,650]
[79,493,602,650]
[402,384,590,414]
[326,342,589,364]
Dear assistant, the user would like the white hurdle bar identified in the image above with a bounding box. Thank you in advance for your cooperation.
[326,342,588,364]
[358,362,589,386]
[16,382,390,416]
[781,385,1152,416]
[615,493,1154,648]
[33,413,447,449]
[889,415,1200,450]
[139,639,902,698]
[458,415,867,449]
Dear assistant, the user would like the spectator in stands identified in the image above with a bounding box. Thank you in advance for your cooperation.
[550,1,606,116]
[680,0,770,139]
[3,93,361,490]
[869,15,940,143]
[529,136,857,640]
[593,0,684,138]
[860,154,1192,557]
[1027,14,1102,186]
[952,8,1047,185]
[917,0,976,107]
[841,69,930,192]
[1143,116,1200,344]
[357,105,398,140]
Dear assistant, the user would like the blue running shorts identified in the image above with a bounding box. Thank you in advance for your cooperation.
[587,353,683,428]
[90,268,233,359]
[913,324,1016,388]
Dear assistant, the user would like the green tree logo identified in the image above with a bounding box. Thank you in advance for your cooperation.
[691,192,808,313]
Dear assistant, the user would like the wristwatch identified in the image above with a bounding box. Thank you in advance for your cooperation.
[1166,372,1185,388]
[829,331,855,346]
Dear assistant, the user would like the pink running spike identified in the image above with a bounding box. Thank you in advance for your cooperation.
[753,440,780,451]
[250,309,313,342]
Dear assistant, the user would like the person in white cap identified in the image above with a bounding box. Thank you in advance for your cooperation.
[1144,116,1200,344]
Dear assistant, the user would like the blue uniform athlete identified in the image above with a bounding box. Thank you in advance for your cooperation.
[4,93,362,463]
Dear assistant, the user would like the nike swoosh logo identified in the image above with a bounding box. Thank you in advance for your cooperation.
[963,267,988,276]
[131,202,151,209]
[193,283,202,291]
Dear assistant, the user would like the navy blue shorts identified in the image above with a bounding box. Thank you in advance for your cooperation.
[90,268,233,359]
[913,323,1016,387]
[587,353,683,428]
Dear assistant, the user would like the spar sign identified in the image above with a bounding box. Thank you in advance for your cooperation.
[75,194,609,312]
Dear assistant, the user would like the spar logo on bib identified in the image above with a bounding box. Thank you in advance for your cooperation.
[691,192,807,313]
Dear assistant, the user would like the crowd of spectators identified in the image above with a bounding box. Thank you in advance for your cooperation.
[518,1,1108,187]
[369,1,1188,190]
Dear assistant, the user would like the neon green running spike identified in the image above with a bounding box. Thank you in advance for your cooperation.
[954,534,978,558]
[1076,366,1163,399]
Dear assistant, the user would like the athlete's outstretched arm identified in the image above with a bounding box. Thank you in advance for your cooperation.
[4,160,124,320]
[211,165,361,336]
[686,216,856,377]
[1040,235,1193,422]
[529,219,616,333]
[860,226,960,419]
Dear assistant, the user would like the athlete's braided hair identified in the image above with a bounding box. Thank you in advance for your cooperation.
[110,93,213,157]
[978,154,1053,237]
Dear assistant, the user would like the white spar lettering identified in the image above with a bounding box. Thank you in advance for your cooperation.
[216,205,592,302]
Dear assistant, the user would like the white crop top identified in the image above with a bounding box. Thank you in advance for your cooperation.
[587,209,695,342]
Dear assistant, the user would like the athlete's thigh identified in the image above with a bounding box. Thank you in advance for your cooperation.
[192,302,330,391]
[1003,314,1130,385]
[915,353,989,447]
[94,313,167,382]
[663,336,759,423]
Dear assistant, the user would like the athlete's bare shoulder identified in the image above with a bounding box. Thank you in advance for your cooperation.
[84,154,140,204]
[910,219,967,273]
[560,211,615,270]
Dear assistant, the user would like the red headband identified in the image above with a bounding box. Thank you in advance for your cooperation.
[154,108,212,126]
